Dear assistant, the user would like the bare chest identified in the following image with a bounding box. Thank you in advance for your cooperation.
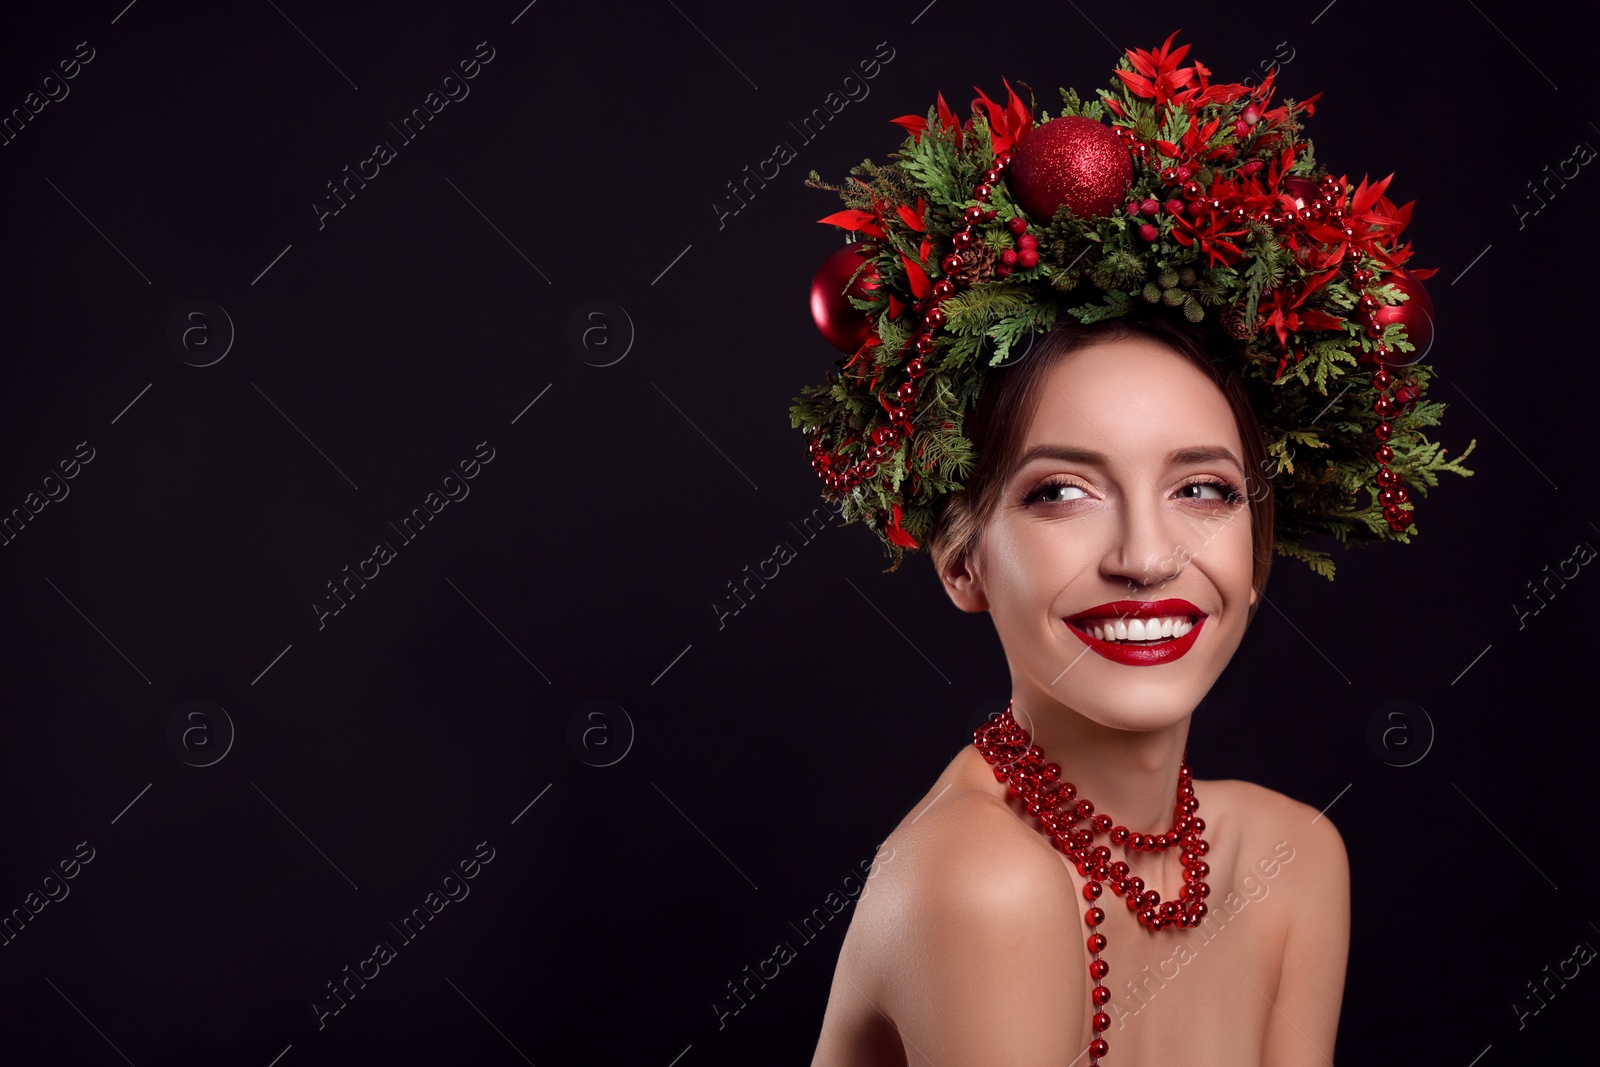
[1071,858,1288,1064]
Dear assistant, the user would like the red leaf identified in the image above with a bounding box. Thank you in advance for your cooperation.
[1299,265,1341,302]
[818,209,876,229]
[842,335,881,373]
[971,78,1033,155]
[818,209,885,240]
[890,114,928,140]
[1183,238,1242,268]
[1163,33,1191,68]
[900,251,933,300]
[1298,309,1345,331]
[885,503,919,548]
[897,203,925,232]
[1005,80,1031,142]
[971,83,1002,126]
[1114,69,1156,99]
[1350,173,1394,217]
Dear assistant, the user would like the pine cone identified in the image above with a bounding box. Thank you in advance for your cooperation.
[1222,299,1264,340]
[948,240,995,287]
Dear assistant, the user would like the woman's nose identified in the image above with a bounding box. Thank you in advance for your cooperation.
[1102,492,1196,590]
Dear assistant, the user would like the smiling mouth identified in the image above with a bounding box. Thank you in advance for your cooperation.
[1069,614,1199,644]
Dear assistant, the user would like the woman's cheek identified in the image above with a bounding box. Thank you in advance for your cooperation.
[990,525,1047,602]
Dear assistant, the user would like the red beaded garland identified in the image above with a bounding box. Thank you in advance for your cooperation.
[807,151,1025,504]
[1346,254,1421,531]
[975,701,1208,1065]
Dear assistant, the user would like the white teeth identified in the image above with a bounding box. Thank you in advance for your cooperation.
[1077,615,1198,643]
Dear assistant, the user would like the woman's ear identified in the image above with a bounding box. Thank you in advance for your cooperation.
[939,548,989,614]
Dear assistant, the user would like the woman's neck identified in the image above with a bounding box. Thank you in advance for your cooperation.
[1005,691,1192,836]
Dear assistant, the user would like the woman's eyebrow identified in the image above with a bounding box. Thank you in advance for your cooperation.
[1014,443,1245,475]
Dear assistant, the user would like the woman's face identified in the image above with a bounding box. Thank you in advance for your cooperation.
[945,335,1258,731]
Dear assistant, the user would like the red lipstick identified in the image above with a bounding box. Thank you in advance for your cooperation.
[1063,599,1208,667]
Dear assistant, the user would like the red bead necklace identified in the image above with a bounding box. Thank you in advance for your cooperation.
[973,701,1211,1066]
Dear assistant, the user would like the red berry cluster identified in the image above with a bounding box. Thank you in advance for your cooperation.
[996,214,1037,276]
[1121,156,1206,242]
[808,150,1019,497]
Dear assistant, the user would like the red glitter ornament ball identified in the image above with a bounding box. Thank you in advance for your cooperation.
[810,244,880,353]
[1007,116,1134,225]
[1373,268,1435,364]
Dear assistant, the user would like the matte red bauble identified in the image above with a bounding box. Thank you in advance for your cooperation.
[810,244,880,353]
[1007,116,1133,224]
[1373,268,1435,362]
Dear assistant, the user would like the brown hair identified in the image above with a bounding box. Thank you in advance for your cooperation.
[927,316,1275,621]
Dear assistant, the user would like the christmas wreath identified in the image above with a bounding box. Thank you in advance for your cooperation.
[789,33,1475,577]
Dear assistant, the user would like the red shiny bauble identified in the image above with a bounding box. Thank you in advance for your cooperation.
[1282,176,1320,207]
[1373,268,1436,360]
[1007,116,1134,224]
[809,244,879,353]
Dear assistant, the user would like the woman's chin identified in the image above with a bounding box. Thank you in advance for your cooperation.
[1029,671,1212,732]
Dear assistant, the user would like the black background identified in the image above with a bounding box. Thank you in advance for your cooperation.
[0,0,1594,1063]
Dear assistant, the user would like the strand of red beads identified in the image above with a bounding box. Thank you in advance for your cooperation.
[974,701,1210,1066]
[808,152,1021,501]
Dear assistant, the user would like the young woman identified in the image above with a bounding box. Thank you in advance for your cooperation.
[805,318,1350,1066]
[790,34,1470,1066]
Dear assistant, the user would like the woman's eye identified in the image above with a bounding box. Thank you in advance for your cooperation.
[1028,480,1088,504]
[1177,481,1234,502]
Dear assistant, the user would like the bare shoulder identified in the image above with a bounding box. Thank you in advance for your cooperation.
[1200,777,1349,888]
[847,763,1087,1064]
[869,777,1069,914]
[863,747,1078,917]
[1200,780,1351,1056]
